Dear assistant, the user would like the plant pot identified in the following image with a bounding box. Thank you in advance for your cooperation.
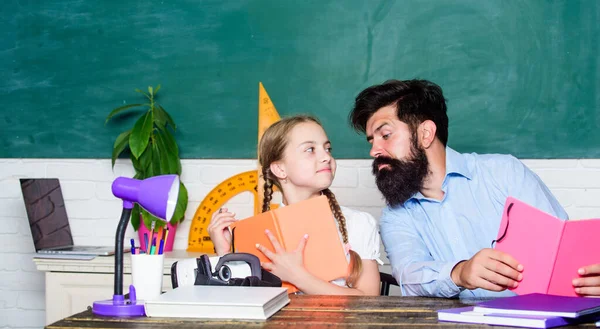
[137,220,177,253]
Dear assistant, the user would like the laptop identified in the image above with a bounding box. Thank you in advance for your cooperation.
[20,178,118,256]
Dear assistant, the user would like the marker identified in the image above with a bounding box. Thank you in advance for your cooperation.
[163,227,170,252]
[158,240,164,255]
[149,237,156,255]
[144,233,149,253]
[148,221,156,252]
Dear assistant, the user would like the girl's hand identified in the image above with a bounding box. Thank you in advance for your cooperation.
[207,208,236,256]
[256,229,309,283]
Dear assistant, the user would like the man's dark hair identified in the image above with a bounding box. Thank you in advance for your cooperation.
[349,79,449,146]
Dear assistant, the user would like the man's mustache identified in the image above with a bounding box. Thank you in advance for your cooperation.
[372,156,400,174]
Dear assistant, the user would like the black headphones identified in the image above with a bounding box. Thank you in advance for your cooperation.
[193,253,265,286]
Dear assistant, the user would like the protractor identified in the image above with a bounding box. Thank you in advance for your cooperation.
[187,170,278,253]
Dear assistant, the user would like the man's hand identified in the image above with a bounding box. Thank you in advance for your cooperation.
[451,248,523,291]
[573,264,600,297]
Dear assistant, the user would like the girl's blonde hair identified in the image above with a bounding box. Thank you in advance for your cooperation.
[258,115,363,287]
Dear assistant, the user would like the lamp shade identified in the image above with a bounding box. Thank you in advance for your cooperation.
[112,175,179,221]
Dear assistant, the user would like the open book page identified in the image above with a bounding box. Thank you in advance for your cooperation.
[495,197,564,295]
[549,218,600,296]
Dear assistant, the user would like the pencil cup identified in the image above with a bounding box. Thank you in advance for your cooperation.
[131,253,164,301]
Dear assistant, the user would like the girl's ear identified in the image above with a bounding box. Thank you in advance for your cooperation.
[269,162,287,181]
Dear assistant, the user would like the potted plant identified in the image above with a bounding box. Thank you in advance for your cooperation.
[106,85,188,252]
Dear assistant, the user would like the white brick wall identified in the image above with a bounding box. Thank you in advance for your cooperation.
[2,157,600,328]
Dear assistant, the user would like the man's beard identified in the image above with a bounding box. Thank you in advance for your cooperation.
[372,141,429,207]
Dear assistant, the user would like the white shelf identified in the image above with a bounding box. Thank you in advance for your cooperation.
[35,250,210,325]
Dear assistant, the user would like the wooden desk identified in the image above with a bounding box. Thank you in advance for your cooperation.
[45,295,597,328]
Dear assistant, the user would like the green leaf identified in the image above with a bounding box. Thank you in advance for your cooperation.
[159,126,179,157]
[138,144,153,177]
[148,86,153,96]
[154,84,161,95]
[135,89,151,100]
[140,208,153,231]
[169,157,180,176]
[131,204,141,231]
[153,106,166,128]
[170,182,188,224]
[154,135,170,174]
[141,208,166,231]
[131,152,144,174]
[157,104,176,129]
[132,143,152,177]
[155,131,179,174]
[150,141,162,175]
[105,104,142,123]
[154,219,166,230]
[111,130,131,168]
[129,111,153,159]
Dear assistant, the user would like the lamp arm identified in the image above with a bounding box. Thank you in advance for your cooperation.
[114,207,132,296]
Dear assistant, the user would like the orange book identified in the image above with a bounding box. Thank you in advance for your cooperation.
[230,195,349,293]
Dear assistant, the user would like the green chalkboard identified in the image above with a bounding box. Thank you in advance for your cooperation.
[1,1,599,159]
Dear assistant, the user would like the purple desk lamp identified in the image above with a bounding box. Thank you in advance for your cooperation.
[92,175,179,317]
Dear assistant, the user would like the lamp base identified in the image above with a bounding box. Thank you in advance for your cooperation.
[92,285,145,317]
[92,295,145,317]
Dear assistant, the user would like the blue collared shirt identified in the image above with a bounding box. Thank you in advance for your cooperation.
[380,147,568,298]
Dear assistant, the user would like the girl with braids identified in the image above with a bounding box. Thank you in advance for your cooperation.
[208,115,382,295]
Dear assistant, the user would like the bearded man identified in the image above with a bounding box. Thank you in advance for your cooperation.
[349,79,600,298]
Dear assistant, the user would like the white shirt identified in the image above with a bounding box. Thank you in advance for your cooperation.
[330,206,382,287]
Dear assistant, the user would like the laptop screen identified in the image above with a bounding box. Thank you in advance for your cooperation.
[20,178,74,251]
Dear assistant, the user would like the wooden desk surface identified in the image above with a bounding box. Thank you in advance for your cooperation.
[46,295,597,328]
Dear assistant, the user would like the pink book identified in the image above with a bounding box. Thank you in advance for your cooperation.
[494,197,600,296]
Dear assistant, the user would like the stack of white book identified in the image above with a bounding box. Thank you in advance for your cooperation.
[144,285,290,320]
